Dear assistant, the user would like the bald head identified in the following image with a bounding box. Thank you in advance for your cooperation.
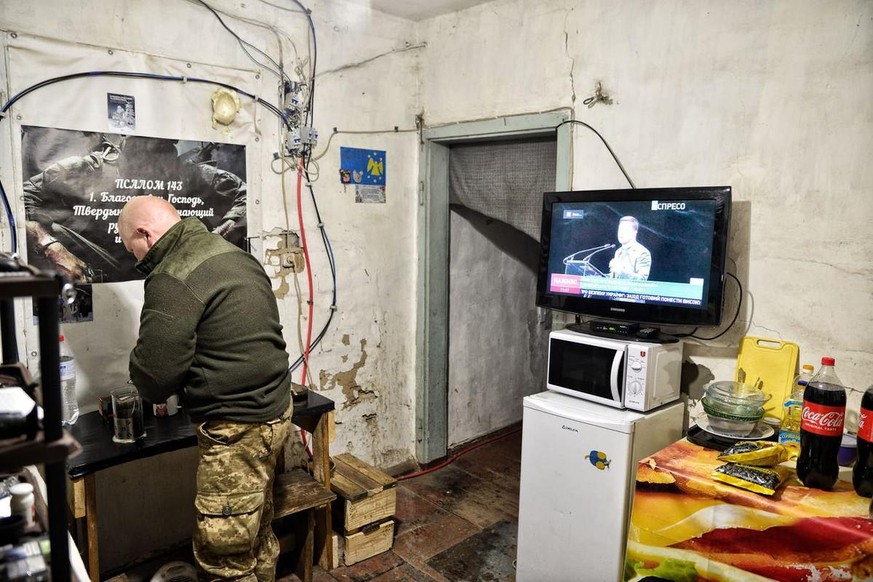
[118,196,181,261]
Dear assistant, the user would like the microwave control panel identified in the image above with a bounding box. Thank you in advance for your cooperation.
[623,348,650,409]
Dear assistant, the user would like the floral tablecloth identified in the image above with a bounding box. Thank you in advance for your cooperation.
[626,438,873,581]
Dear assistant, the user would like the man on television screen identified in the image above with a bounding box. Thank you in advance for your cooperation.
[608,216,651,280]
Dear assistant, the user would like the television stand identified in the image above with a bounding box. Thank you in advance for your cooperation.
[565,321,680,344]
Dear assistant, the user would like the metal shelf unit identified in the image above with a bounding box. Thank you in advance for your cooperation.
[0,269,76,581]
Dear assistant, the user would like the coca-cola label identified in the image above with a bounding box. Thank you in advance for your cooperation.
[801,402,845,437]
[859,408,873,442]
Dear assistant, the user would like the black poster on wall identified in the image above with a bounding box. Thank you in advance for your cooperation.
[21,126,248,283]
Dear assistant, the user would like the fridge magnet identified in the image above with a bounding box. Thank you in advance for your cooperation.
[588,450,611,470]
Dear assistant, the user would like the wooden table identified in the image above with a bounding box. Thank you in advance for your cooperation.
[66,391,335,581]
[626,438,872,581]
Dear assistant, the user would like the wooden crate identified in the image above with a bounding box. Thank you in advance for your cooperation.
[330,453,397,533]
[342,519,394,566]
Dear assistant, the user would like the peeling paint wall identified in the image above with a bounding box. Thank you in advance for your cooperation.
[0,0,421,570]
[1,0,422,454]
[421,0,873,422]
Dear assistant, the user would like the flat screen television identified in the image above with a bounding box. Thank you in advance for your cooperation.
[535,186,732,328]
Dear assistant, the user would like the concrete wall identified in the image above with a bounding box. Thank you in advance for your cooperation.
[421,0,873,422]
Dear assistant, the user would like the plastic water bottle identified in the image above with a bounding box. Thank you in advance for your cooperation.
[778,363,815,453]
[59,334,79,426]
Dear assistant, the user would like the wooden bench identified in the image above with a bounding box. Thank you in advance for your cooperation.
[272,468,336,582]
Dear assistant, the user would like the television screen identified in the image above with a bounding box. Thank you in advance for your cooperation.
[535,186,732,327]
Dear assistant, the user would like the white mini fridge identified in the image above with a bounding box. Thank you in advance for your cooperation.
[516,391,685,581]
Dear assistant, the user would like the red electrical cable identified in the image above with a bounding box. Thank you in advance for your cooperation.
[296,159,315,387]
[295,160,316,462]
[397,426,522,481]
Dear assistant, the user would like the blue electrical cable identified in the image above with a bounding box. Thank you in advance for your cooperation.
[196,0,289,84]
[289,168,336,372]
[0,180,16,254]
[289,0,317,128]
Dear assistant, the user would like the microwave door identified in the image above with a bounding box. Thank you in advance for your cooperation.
[610,349,623,402]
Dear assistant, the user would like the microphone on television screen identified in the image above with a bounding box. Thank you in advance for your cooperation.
[564,243,615,263]
[582,244,615,260]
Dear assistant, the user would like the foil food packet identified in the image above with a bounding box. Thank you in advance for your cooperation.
[711,463,790,495]
[717,441,792,466]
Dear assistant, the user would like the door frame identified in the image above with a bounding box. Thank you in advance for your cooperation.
[415,110,573,463]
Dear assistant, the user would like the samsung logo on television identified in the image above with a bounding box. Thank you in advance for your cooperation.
[610,307,626,313]
[651,200,686,211]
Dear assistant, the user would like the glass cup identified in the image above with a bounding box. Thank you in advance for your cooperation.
[111,387,146,443]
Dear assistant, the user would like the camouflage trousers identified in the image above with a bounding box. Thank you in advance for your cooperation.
[193,405,292,581]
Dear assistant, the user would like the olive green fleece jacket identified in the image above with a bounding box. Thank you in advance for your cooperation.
[129,217,291,423]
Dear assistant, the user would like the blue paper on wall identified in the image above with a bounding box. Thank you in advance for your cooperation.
[340,147,386,186]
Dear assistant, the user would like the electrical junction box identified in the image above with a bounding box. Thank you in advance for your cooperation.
[280,248,305,273]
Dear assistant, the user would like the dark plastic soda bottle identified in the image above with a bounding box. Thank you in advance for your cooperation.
[796,357,846,490]
[854,385,873,496]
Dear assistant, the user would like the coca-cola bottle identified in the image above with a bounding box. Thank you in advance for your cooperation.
[796,357,847,490]
[854,385,873,496]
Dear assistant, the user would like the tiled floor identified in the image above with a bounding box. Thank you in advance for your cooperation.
[279,425,522,582]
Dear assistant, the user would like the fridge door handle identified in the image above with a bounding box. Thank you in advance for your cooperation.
[610,350,623,402]
[526,398,633,429]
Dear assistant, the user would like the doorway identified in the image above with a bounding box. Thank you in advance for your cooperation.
[416,111,572,462]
